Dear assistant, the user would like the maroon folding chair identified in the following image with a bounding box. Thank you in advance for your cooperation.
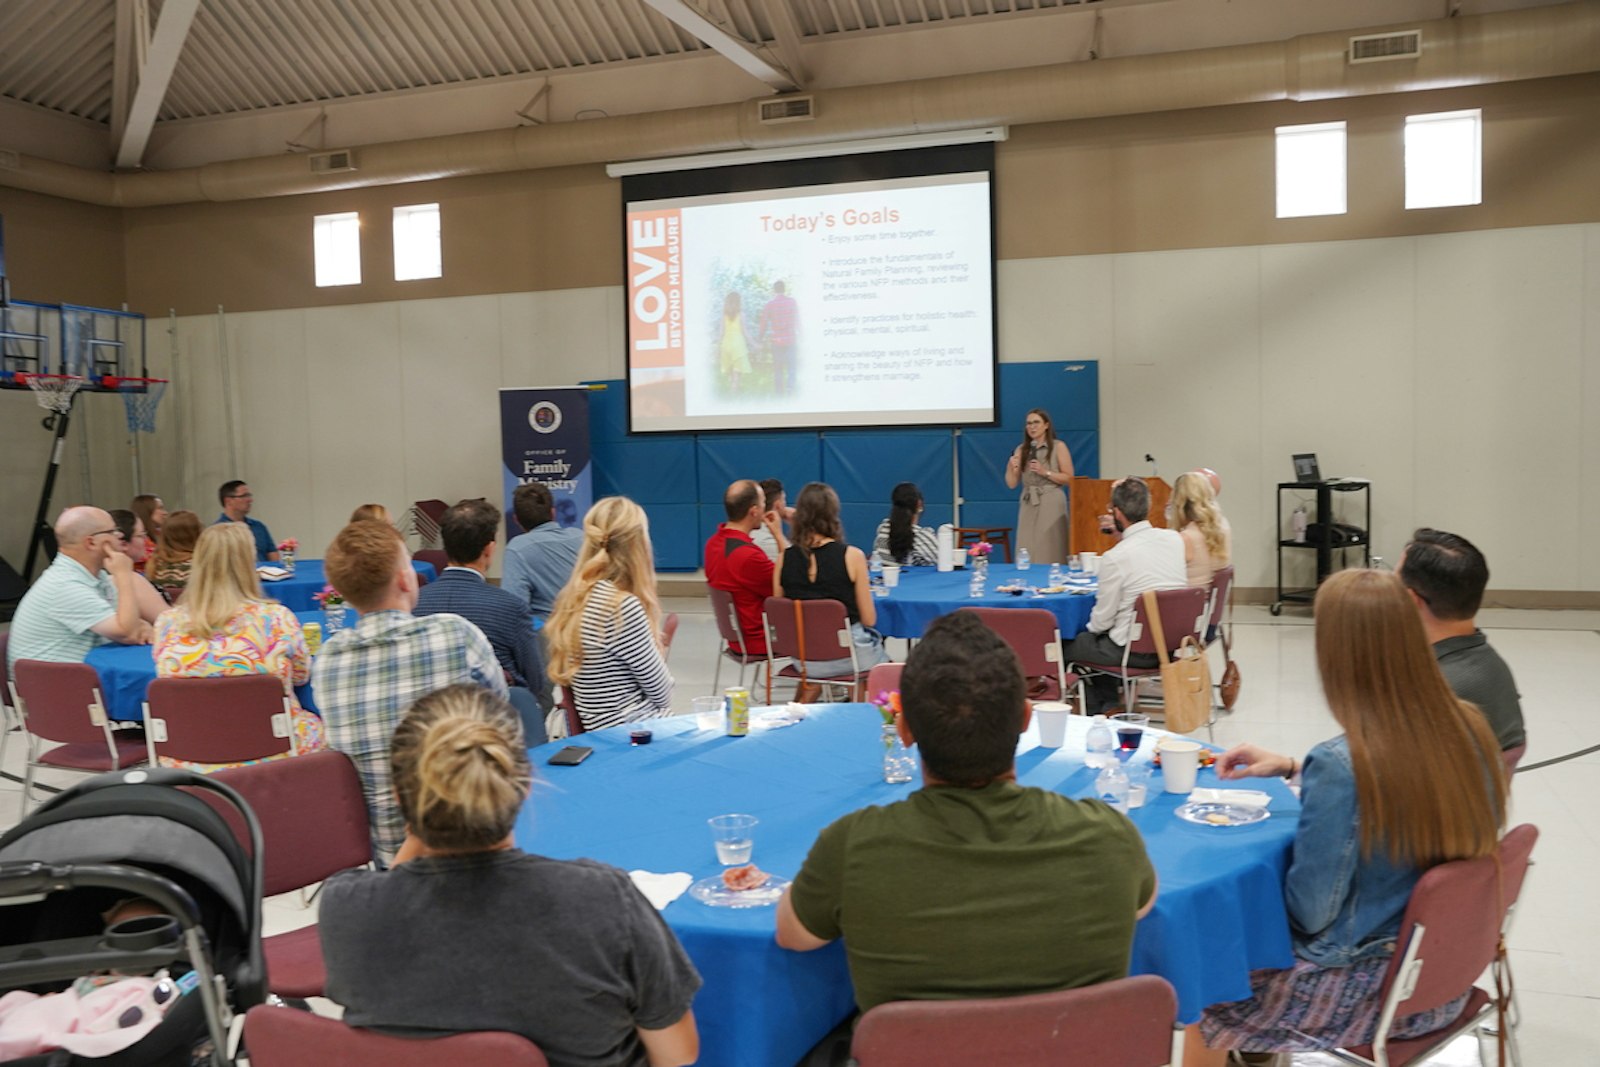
[212,749,373,999]
[1332,823,1539,1067]
[142,674,296,767]
[852,974,1177,1067]
[9,659,147,816]
[243,1004,549,1067]
[865,662,903,697]
[1067,586,1209,716]
[707,586,768,695]
[556,683,585,736]
[960,607,1067,699]
[762,596,866,703]
[412,549,449,584]
[1501,743,1527,776]
[1204,563,1235,702]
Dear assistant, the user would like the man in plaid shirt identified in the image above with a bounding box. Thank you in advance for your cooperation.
[313,519,508,862]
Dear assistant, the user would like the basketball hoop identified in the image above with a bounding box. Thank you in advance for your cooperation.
[104,376,169,433]
[18,373,85,415]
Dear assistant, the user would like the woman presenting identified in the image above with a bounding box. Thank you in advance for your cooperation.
[1005,408,1073,564]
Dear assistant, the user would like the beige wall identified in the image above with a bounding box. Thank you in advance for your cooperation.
[3,73,1599,595]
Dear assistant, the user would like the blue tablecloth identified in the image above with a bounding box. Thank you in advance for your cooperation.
[260,558,436,612]
[873,564,1098,639]
[515,707,1299,1067]
[86,610,327,722]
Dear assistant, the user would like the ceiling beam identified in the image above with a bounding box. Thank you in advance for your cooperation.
[751,0,810,87]
[114,0,201,169]
[638,0,802,92]
[109,0,147,150]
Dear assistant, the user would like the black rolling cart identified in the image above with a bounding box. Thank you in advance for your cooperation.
[1273,479,1371,615]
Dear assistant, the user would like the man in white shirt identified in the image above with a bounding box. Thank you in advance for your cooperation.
[8,507,151,668]
[1065,477,1186,714]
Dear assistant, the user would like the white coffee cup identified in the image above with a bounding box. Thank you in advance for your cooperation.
[1033,701,1071,748]
[882,564,901,588]
[1161,739,1202,794]
[1080,552,1100,575]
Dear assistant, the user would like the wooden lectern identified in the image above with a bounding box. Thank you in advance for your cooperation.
[1069,477,1171,556]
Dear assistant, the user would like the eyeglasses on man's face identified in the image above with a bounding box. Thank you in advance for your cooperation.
[228,492,254,500]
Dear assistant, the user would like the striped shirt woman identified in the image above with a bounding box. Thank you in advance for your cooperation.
[568,579,672,731]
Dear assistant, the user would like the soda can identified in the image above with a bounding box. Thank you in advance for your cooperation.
[303,621,323,655]
[725,686,750,737]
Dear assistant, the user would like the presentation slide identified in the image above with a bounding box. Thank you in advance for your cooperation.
[626,170,995,433]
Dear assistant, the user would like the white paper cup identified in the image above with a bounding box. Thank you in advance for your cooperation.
[1161,740,1202,794]
[1128,783,1148,809]
[1033,702,1071,748]
[882,564,901,588]
[1080,552,1100,575]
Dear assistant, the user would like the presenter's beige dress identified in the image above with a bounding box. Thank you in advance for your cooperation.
[1015,441,1069,564]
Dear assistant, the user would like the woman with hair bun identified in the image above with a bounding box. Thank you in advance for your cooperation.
[545,497,673,732]
[320,685,701,1067]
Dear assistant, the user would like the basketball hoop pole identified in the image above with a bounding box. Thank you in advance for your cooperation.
[22,387,78,581]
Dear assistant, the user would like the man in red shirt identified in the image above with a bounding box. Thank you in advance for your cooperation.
[705,480,788,657]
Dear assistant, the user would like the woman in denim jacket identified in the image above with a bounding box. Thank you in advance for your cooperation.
[1183,570,1506,1067]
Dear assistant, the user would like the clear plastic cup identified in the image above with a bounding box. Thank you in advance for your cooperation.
[708,814,758,866]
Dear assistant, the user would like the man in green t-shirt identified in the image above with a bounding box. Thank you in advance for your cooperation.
[776,610,1158,1019]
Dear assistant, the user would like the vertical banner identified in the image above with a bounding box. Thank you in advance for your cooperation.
[499,387,592,538]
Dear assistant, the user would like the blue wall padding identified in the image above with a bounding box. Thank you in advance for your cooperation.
[580,363,1097,570]
[697,434,823,504]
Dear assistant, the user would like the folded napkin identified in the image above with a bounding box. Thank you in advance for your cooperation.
[1188,788,1272,809]
[630,870,693,910]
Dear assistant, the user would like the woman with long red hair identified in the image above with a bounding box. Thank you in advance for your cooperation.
[1183,568,1505,1065]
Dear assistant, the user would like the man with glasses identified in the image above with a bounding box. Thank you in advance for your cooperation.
[7,506,151,670]
[215,479,279,563]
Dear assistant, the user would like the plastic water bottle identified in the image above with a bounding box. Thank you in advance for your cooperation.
[1096,761,1131,813]
[1017,547,1031,571]
[1048,562,1062,586]
[969,571,985,598]
[1085,715,1114,768]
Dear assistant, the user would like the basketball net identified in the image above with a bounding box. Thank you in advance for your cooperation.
[23,373,85,415]
[113,378,169,433]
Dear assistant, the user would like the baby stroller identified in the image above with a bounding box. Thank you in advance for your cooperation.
[0,768,267,1066]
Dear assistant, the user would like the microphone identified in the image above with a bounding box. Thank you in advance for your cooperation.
[1144,453,1158,477]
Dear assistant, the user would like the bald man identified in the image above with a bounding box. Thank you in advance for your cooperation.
[8,506,151,669]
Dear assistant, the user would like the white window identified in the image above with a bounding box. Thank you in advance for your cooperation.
[1405,109,1481,209]
[1275,122,1347,219]
[313,212,362,287]
[393,203,442,281]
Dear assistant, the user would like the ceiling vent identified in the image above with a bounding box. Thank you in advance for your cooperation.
[309,149,357,174]
[759,96,815,125]
[1349,30,1422,64]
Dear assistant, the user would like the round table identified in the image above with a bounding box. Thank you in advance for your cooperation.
[515,707,1299,1067]
[258,559,435,613]
[872,564,1098,639]
[85,610,328,722]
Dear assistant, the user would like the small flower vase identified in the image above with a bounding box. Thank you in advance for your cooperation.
[974,556,989,582]
[882,722,917,784]
[323,601,348,634]
[281,548,296,574]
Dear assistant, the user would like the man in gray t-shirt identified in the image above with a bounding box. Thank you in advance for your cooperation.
[1398,528,1525,750]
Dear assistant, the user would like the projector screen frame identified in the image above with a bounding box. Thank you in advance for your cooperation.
[620,141,1000,438]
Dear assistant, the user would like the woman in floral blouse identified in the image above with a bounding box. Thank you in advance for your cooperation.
[153,522,324,770]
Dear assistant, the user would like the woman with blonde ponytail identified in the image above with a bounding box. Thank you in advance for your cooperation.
[320,686,702,1067]
[544,497,673,732]
[1183,569,1506,1066]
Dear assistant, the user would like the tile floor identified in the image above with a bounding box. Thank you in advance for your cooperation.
[3,600,1596,1065]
